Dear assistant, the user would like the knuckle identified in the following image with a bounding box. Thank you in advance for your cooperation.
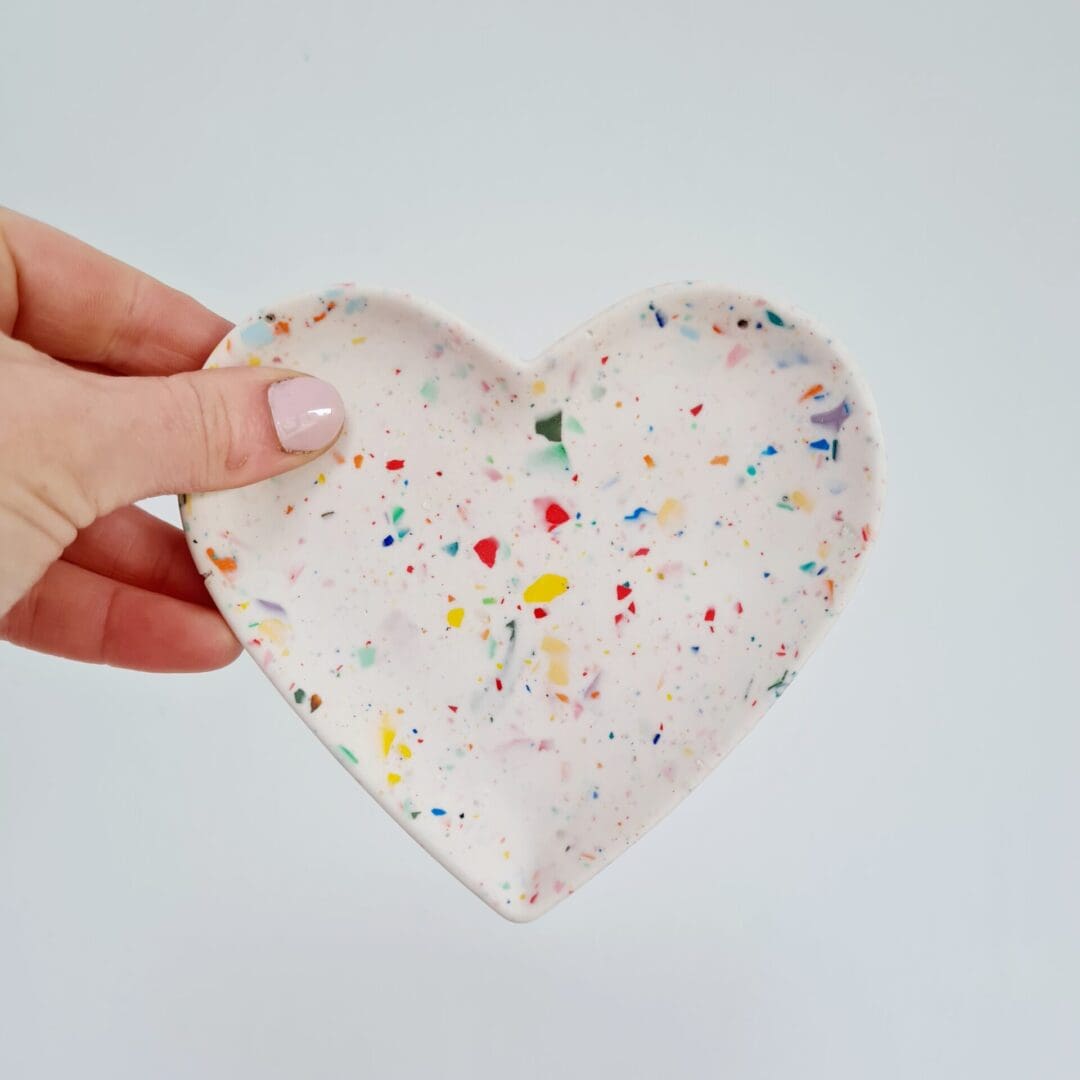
[162,373,235,490]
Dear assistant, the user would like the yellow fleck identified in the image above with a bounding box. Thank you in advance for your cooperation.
[658,498,685,530]
[257,618,290,646]
[548,660,570,686]
[316,473,326,484]
[398,744,412,760]
[351,336,367,345]
[247,355,261,366]
[237,601,250,611]
[523,573,569,603]
[387,772,401,786]
[540,636,569,654]
[791,490,814,511]
[380,725,396,757]
[532,379,546,394]
[503,850,510,860]
[447,607,465,628]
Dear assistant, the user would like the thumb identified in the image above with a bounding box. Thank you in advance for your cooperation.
[82,366,346,510]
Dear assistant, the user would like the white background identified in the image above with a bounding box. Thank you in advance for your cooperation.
[2,1,1078,1076]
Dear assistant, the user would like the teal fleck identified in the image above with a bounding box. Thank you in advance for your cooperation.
[444,541,460,556]
[338,745,359,765]
[420,378,439,403]
[765,309,785,327]
[356,646,376,668]
[294,689,306,704]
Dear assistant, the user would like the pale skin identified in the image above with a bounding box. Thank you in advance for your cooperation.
[0,211,344,672]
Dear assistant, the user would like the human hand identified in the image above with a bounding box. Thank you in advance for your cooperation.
[0,211,345,672]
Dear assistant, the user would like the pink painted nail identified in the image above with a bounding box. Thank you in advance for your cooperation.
[268,376,345,452]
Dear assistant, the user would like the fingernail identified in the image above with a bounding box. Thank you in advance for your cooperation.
[268,376,345,452]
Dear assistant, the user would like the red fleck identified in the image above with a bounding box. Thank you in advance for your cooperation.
[545,502,570,530]
[473,536,498,568]
[861,524,872,542]
[529,892,539,904]
[616,584,632,601]
[704,606,716,622]
[735,601,743,614]
[386,459,405,470]
[689,403,703,416]
[448,705,458,712]
[533,607,548,619]
[614,612,625,625]
[600,355,609,365]
[627,601,636,614]
[631,547,650,557]
[495,678,503,691]
[406,565,414,574]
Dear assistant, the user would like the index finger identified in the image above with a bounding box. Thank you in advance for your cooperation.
[0,209,232,375]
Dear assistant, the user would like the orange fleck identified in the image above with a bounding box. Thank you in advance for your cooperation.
[285,505,294,515]
[643,454,655,468]
[353,454,364,469]
[205,548,237,574]
[273,320,290,336]
[800,383,824,401]
[710,455,729,466]
[310,694,322,711]
[826,578,835,604]
[333,451,346,465]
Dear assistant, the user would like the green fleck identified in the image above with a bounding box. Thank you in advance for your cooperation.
[590,384,607,401]
[765,309,785,327]
[565,416,585,435]
[527,442,571,471]
[535,411,563,442]
[776,502,795,511]
[420,378,439,403]
[482,597,496,605]
[391,505,405,523]
[294,689,306,704]
[356,646,376,668]
[338,745,359,765]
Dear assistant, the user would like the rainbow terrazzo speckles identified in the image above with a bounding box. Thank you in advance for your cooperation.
[180,283,886,921]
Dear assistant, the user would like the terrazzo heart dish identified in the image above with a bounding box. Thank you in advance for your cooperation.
[180,283,886,921]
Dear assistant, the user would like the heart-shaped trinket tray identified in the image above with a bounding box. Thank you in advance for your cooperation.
[180,283,885,921]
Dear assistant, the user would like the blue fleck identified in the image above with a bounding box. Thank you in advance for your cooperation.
[809,438,831,451]
[592,790,599,799]
[649,302,667,328]
[239,320,274,348]
[690,645,701,653]
[652,733,661,745]
[624,507,655,521]
[382,535,394,547]
[431,808,446,816]
[323,288,345,300]
[762,445,778,456]
[679,325,700,341]
[345,296,367,314]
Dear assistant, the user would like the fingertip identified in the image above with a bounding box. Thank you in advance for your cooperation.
[267,375,346,454]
